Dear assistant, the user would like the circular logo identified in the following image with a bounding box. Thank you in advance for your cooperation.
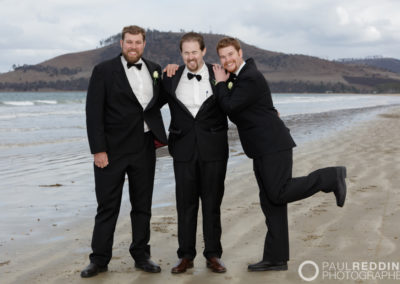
[298,260,319,282]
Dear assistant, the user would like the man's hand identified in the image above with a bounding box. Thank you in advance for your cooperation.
[212,64,230,83]
[163,64,179,77]
[94,152,109,168]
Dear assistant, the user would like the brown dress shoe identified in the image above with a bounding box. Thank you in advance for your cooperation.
[206,257,226,273]
[171,258,194,274]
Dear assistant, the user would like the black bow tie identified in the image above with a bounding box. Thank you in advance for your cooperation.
[127,62,142,70]
[187,72,202,81]
[228,73,237,81]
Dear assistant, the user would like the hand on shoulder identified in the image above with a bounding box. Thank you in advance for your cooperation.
[163,64,179,78]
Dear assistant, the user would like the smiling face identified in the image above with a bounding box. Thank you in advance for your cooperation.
[120,32,146,64]
[181,40,206,72]
[217,45,244,73]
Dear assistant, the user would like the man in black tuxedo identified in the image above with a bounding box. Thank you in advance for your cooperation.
[213,37,347,272]
[161,32,228,273]
[81,25,167,277]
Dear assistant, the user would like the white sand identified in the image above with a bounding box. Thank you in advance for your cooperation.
[1,107,400,284]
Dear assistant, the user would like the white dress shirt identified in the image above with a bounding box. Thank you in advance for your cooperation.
[121,56,153,132]
[176,62,212,117]
[235,61,246,76]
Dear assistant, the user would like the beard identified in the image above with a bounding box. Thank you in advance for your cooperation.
[186,59,199,72]
[122,49,142,64]
[223,61,237,73]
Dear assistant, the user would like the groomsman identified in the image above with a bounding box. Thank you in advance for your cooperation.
[213,37,347,271]
[162,32,229,273]
[82,25,167,277]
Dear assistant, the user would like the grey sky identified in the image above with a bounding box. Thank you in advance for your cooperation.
[0,0,399,73]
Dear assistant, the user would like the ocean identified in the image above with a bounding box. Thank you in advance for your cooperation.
[1,91,400,149]
[1,91,400,245]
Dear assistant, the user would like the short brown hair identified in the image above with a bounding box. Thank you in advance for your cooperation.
[179,32,205,51]
[216,37,241,53]
[121,25,146,41]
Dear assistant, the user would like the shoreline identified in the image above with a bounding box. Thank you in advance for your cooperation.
[1,106,400,283]
[1,90,400,94]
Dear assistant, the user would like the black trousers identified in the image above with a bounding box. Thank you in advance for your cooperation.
[89,133,156,266]
[253,149,339,262]
[173,148,227,260]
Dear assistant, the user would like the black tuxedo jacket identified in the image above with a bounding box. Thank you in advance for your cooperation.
[215,58,296,158]
[86,55,167,155]
[161,64,228,162]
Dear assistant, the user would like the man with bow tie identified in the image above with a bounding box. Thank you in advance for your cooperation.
[81,25,167,277]
[161,32,229,274]
[213,37,347,272]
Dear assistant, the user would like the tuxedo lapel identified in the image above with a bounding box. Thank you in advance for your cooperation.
[237,58,254,79]
[112,56,142,108]
[171,66,185,95]
[170,66,194,117]
[207,63,217,94]
[142,58,159,111]
[196,63,216,117]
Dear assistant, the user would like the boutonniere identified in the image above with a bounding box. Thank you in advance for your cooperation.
[228,81,233,90]
[212,79,217,86]
[153,71,159,86]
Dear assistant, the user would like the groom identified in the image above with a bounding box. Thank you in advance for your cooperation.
[82,25,167,277]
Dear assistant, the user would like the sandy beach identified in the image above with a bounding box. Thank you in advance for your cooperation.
[1,105,400,283]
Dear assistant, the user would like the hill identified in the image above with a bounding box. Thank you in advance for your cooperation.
[1,30,400,93]
[338,57,400,74]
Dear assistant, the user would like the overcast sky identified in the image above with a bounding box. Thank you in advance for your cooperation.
[1,0,399,73]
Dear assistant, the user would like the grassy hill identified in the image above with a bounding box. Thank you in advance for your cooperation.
[1,30,400,93]
[338,57,400,74]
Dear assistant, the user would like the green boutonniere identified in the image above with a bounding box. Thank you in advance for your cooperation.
[153,71,159,86]
[228,81,233,90]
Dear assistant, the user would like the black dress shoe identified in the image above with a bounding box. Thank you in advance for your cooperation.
[248,260,288,271]
[334,166,347,207]
[80,263,108,278]
[135,259,161,273]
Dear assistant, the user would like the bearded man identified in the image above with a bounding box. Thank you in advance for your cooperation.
[162,32,228,274]
[81,25,167,277]
[213,37,347,272]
